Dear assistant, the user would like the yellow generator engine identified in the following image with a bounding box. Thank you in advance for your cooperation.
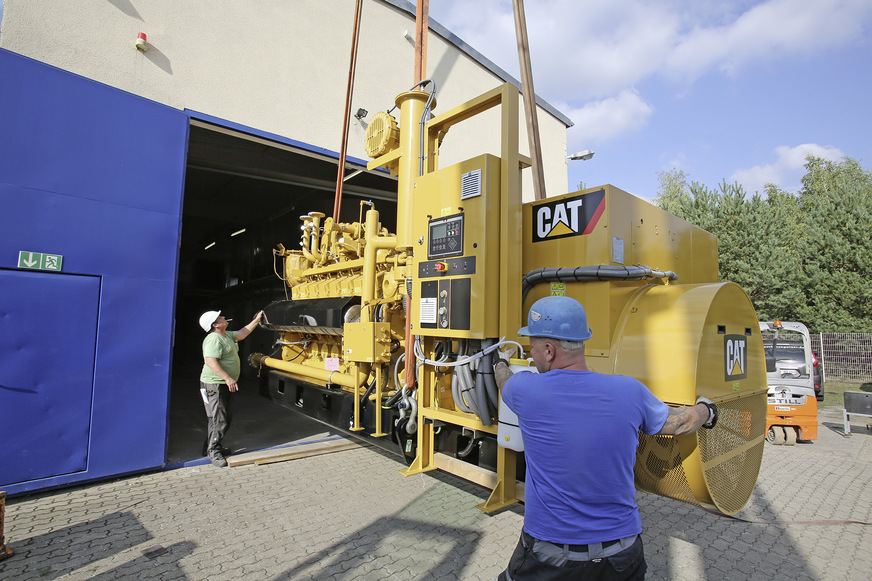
[250,83,766,516]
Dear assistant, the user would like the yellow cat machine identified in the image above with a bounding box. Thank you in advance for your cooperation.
[249,82,768,516]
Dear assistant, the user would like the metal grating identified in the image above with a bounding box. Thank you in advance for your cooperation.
[635,392,766,515]
[698,392,766,515]
[635,435,700,506]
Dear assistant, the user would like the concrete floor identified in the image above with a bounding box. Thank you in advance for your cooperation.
[166,367,348,469]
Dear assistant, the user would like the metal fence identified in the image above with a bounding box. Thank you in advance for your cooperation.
[811,333,872,384]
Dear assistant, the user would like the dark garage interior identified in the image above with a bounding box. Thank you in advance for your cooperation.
[167,121,399,464]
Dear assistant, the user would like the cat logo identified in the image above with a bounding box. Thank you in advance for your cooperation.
[724,334,748,381]
[531,189,606,242]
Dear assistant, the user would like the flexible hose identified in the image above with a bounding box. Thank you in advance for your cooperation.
[522,265,678,305]
[456,436,478,459]
[481,338,500,418]
[451,367,475,415]
[457,363,478,416]
[359,373,378,407]
[473,345,492,426]
[414,337,525,368]
[455,365,478,415]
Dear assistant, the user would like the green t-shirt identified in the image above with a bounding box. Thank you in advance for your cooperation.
[200,331,240,384]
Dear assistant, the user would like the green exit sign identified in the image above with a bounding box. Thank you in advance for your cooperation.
[18,251,64,272]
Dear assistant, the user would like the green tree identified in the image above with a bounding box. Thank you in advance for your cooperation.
[748,185,805,321]
[655,171,807,325]
[796,157,872,331]
[655,157,872,332]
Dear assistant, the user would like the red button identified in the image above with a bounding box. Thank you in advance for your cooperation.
[435,262,448,272]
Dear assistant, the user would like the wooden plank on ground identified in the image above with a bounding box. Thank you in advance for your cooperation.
[227,438,369,467]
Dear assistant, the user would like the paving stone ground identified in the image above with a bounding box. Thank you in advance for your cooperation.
[2,406,870,580]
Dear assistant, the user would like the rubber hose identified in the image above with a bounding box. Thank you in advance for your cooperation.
[473,352,493,426]
[521,265,679,304]
[456,436,478,459]
[359,374,378,407]
[458,363,479,416]
[383,389,404,409]
[482,338,500,415]
[453,364,474,414]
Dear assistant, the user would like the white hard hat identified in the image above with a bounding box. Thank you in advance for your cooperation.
[199,310,221,332]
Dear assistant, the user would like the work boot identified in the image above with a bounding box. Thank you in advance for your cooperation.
[202,441,231,458]
[208,450,228,468]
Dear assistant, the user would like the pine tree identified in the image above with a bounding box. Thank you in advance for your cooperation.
[797,157,872,331]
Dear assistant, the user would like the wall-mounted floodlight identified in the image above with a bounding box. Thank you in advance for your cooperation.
[567,149,595,161]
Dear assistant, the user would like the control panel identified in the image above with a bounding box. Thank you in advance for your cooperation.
[428,213,464,259]
[411,154,501,338]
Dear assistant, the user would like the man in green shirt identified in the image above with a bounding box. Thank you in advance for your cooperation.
[198,309,264,467]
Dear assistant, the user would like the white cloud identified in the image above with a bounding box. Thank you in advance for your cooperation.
[664,0,872,82]
[561,89,653,145]
[731,143,845,194]
[430,0,872,95]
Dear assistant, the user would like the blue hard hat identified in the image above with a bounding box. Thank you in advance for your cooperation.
[518,296,593,342]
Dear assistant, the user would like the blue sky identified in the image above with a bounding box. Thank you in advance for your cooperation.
[428,0,872,200]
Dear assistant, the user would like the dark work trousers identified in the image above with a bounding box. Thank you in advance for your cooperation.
[498,530,647,581]
[200,382,232,456]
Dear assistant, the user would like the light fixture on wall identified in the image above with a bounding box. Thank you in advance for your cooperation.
[135,32,148,52]
[567,149,595,161]
[354,108,368,120]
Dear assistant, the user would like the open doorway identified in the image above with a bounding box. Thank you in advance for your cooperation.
[168,120,398,465]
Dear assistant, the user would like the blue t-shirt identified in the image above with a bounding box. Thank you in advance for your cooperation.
[503,369,668,544]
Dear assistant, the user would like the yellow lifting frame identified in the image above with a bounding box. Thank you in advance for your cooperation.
[399,83,527,513]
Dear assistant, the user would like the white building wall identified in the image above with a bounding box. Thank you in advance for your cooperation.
[0,0,570,199]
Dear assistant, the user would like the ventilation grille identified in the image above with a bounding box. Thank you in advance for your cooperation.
[635,435,700,506]
[460,169,482,200]
[635,392,765,515]
[699,392,766,515]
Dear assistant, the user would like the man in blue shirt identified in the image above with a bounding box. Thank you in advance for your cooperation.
[493,296,717,580]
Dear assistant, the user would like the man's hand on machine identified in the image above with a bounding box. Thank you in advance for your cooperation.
[696,396,719,429]
[493,350,515,389]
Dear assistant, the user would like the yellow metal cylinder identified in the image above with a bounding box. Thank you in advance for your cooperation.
[395,90,432,249]
[259,356,367,389]
[613,282,767,514]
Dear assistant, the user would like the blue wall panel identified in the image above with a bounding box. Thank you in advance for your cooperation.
[0,49,189,495]
[0,270,100,486]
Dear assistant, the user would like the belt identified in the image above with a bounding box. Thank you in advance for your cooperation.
[522,531,638,563]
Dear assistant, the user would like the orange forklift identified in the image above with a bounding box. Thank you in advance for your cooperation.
[760,321,818,445]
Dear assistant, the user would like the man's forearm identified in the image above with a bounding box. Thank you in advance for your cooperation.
[657,403,710,436]
[236,311,264,341]
[494,360,514,390]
